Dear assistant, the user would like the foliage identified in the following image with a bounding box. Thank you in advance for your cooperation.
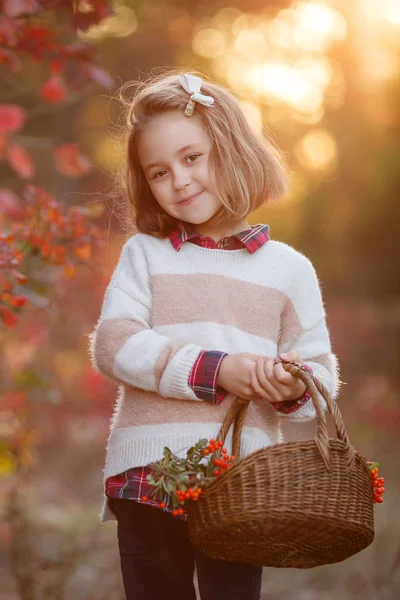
[0,3,114,598]
[148,438,237,512]
[0,0,114,327]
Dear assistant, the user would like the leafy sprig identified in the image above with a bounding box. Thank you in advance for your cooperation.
[147,438,236,509]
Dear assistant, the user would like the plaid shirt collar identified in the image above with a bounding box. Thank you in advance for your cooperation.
[169,220,270,254]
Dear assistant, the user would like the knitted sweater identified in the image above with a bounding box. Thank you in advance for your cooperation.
[89,227,340,522]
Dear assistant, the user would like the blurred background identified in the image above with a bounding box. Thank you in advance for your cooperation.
[1,1,399,598]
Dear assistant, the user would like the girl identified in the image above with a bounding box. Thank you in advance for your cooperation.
[89,71,340,600]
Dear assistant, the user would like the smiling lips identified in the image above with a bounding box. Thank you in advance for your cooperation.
[178,191,202,204]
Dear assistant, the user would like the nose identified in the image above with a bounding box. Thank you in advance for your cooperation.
[172,165,191,190]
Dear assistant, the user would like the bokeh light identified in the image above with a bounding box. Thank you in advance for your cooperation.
[294,128,338,174]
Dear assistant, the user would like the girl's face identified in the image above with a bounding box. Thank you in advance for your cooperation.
[137,111,223,226]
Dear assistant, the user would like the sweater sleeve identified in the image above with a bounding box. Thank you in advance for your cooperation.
[88,236,210,401]
[277,256,341,422]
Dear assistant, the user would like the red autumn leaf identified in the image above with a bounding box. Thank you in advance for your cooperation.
[0,188,25,219]
[7,144,35,179]
[52,245,67,262]
[39,75,68,103]
[72,4,114,31]
[0,305,18,327]
[2,0,40,18]
[9,295,27,308]
[16,25,58,58]
[0,105,25,133]
[54,143,92,178]
[50,59,62,74]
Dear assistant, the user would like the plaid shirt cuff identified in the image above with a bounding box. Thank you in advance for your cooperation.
[272,363,313,414]
[188,350,229,405]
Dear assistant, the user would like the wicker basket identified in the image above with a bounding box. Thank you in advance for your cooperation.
[187,361,374,569]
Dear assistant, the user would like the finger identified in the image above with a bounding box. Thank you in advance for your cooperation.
[273,361,296,386]
[259,358,281,401]
[264,358,294,399]
[250,362,273,401]
[272,362,307,400]
[279,351,303,363]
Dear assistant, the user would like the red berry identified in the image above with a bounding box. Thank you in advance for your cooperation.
[160,502,166,509]
[141,496,148,502]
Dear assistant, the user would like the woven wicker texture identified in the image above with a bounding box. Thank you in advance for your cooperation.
[187,361,374,568]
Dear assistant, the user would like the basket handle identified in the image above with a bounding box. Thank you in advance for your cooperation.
[216,360,356,473]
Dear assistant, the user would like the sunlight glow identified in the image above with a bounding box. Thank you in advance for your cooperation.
[294,128,338,173]
[234,30,268,60]
[291,2,347,52]
[192,28,227,58]
[384,0,400,24]
[358,0,400,25]
[191,0,398,121]
[247,63,323,114]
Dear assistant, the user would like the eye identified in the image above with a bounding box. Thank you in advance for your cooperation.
[152,170,166,180]
[187,153,201,163]
[151,154,201,180]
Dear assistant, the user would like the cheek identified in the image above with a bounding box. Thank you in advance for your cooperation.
[148,181,167,203]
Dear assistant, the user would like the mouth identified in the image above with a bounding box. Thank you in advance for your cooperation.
[177,191,203,205]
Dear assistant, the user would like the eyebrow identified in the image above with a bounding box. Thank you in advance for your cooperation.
[144,144,203,173]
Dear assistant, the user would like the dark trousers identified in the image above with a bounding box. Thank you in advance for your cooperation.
[112,498,263,600]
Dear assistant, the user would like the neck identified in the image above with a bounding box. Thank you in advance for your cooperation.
[190,218,251,243]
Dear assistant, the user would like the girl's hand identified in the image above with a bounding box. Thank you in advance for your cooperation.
[218,352,268,402]
[250,351,307,404]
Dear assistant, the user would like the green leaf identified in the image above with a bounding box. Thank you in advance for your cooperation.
[368,461,380,471]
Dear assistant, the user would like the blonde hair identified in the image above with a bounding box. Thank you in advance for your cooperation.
[116,67,290,238]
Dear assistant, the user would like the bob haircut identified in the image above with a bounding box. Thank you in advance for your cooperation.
[117,68,290,238]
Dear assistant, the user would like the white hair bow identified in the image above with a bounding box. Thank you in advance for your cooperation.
[179,73,214,117]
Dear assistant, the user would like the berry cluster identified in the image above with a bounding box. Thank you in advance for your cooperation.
[367,461,385,504]
[202,439,237,476]
[147,438,238,517]
[1,184,104,327]
[203,439,223,455]
[176,486,203,503]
